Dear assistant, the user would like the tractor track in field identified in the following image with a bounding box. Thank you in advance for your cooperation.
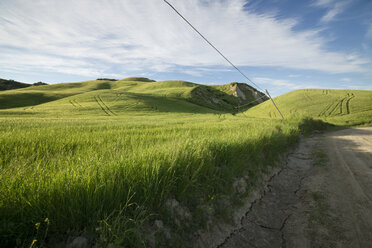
[94,95,112,116]
[114,92,124,103]
[319,101,335,117]
[69,99,82,108]
[73,99,82,107]
[69,100,77,108]
[97,95,116,116]
[303,93,312,102]
[328,97,345,116]
[345,94,355,114]
[339,97,345,115]
[318,93,355,117]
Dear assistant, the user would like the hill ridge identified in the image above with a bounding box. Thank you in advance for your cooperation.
[0,78,266,115]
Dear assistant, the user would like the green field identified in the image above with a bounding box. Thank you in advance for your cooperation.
[0,78,371,247]
[245,89,372,126]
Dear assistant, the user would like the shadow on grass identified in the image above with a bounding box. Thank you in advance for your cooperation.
[0,92,70,109]
[298,117,337,136]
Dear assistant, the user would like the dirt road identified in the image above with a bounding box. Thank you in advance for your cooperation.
[305,127,372,247]
[206,127,372,248]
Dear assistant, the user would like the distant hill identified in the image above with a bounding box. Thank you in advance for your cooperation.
[1,78,371,125]
[0,77,266,114]
[0,78,30,91]
[0,78,49,91]
[121,77,156,82]
[245,89,372,126]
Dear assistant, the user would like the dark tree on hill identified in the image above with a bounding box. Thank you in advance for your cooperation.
[33,82,48,86]
[0,78,31,91]
[96,78,117,81]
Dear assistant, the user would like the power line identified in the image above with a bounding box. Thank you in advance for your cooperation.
[163,0,285,119]
[237,95,268,108]
[163,0,264,93]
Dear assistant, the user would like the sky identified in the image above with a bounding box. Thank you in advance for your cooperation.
[0,0,371,96]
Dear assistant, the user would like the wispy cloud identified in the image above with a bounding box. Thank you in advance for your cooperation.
[0,0,369,79]
[366,24,372,39]
[313,0,351,22]
[252,77,321,96]
[344,84,372,90]
[253,77,318,89]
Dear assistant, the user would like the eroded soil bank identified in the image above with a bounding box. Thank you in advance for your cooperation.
[199,127,372,248]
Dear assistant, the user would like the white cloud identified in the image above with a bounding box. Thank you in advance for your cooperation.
[313,0,351,22]
[345,85,372,90]
[252,77,321,96]
[366,24,372,39]
[313,0,334,6]
[254,77,318,89]
[0,0,370,79]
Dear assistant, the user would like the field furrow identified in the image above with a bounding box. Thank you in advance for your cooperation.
[73,99,83,107]
[94,95,111,116]
[345,94,354,114]
[97,95,117,116]
[69,100,77,108]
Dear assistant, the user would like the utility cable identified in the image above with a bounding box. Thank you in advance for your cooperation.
[163,0,265,93]
[236,95,268,108]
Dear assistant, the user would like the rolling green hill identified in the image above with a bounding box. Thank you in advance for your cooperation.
[245,89,372,126]
[0,77,266,114]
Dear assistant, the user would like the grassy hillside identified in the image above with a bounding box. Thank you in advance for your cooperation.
[0,79,116,109]
[0,77,264,114]
[245,89,372,126]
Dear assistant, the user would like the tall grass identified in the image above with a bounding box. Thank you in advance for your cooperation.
[0,113,306,247]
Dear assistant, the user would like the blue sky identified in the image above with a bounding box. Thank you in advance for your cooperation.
[0,0,371,96]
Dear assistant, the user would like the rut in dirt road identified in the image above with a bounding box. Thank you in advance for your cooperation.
[217,137,316,248]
